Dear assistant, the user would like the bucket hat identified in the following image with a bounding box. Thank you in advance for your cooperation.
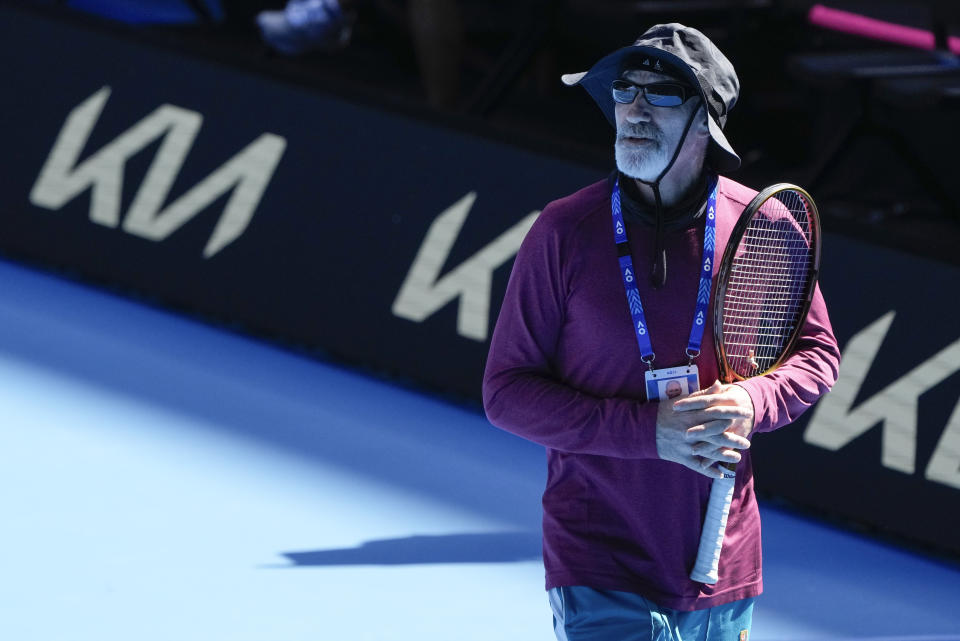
[562,23,741,172]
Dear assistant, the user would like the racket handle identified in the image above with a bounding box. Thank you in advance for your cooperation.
[690,474,736,584]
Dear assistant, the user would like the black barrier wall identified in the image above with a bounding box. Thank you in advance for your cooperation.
[0,3,603,403]
[1,4,959,558]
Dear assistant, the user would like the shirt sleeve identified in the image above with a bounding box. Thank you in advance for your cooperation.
[735,285,841,433]
[482,207,660,459]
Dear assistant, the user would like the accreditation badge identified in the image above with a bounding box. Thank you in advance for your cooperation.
[645,364,700,402]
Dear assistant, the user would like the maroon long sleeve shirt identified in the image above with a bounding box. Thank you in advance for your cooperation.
[483,175,840,610]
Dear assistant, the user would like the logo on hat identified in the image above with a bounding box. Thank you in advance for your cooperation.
[654,60,662,71]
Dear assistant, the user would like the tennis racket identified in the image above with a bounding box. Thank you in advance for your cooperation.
[689,183,821,585]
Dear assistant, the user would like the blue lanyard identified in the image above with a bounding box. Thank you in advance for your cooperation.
[612,176,718,367]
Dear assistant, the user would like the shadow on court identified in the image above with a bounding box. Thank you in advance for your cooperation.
[283,531,542,566]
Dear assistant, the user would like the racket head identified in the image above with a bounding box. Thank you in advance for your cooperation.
[714,184,821,383]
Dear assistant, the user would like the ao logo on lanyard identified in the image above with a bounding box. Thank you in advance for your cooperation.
[611,176,718,400]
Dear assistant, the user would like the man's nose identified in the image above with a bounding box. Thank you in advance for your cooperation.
[622,97,652,123]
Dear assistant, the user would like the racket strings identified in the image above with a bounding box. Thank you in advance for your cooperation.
[722,190,813,378]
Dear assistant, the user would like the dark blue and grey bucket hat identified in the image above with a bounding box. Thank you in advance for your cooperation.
[562,23,741,172]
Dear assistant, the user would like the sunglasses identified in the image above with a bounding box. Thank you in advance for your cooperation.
[611,80,695,107]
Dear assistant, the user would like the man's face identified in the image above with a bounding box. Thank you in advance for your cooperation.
[665,380,683,399]
[614,69,705,182]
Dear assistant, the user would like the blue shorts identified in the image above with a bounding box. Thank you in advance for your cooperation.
[549,586,755,641]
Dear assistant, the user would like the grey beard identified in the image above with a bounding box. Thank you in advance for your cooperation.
[614,125,668,182]
[614,138,669,182]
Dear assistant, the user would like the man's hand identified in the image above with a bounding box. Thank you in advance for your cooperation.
[674,379,755,440]
[655,380,754,479]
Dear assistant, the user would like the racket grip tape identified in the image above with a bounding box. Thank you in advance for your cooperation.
[690,475,736,584]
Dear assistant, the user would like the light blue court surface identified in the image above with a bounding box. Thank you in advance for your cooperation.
[2,257,959,641]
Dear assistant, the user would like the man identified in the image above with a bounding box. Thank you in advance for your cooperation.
[482,24,840,640]
[664,380,684,400]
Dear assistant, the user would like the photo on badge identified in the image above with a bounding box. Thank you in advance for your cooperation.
[644,365,701,402]
[660,378,689,399]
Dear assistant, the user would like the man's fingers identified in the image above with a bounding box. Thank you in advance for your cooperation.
[665,450,736,479]
[674,392,738,411]
[676,403,750,422]
[691,442,743,464]
[674,393,746,413]
[684,410,752,435]
[686,421,751,449]
[685,419,731,440]
[672,396,713,411]
[683,380,722,400]
[696,456,728,479]
[704,431,751,449]
[683,456,724,479]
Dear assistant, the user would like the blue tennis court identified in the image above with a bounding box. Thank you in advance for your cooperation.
[3,257,959,640]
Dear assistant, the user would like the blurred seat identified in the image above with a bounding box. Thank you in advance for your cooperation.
[61,0,222,25]
[790,1,960,220]
[563,0,773,16]
[875,72,960,108]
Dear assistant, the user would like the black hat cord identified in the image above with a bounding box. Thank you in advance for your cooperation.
[634,105,702,289]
